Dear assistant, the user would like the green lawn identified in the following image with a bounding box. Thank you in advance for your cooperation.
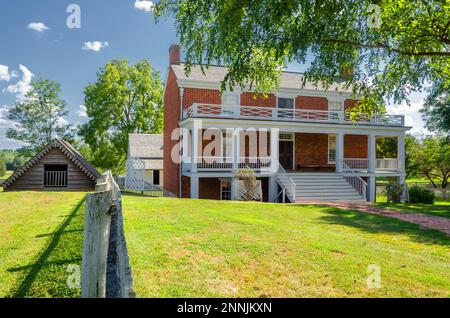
[376,195,450,218]
[0,191,86,297]
[122,196,450,298]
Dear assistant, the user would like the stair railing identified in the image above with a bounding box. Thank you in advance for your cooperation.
[342,162,367,200]
[275,163,296,202]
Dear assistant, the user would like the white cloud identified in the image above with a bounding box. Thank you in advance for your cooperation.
[10,70,18,78]
[134,0,154,12]
[0,106,14,128]
[3,64,34,102]
[77,105,88,118]
[56,116,69,127]
[27,22,49,32]
[82,41,109,52]
[386,99,431,136]
[0,65,10,81]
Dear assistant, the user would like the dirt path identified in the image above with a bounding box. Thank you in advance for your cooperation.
[297,201,450,236]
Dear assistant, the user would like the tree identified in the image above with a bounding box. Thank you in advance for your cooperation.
[416,136,450,198]
[420,78,450,136]
[154,0,450,106]
[0,158,6,177]
[6,78,74,157]
[405,135,421,179]
[79,59,163,173]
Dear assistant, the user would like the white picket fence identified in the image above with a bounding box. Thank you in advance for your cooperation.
[81,171,134,298]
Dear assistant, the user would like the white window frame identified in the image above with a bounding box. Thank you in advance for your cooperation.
[276,96,295,109]
[220,179,232,200]
[328,135,337,164]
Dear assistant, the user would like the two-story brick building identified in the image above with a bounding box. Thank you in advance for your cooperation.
[163,44,409,203]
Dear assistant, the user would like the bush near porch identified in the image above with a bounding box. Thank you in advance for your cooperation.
[122,196,450,298]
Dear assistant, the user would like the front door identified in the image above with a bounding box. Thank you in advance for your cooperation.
[279,140,294,170]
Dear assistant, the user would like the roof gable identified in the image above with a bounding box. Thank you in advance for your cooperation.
[1,138,100,189]
[128,134,163,159]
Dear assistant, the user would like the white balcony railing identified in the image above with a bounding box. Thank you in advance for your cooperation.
[343,158,400,171]
[239,157,271,170]
[197,156,233,170]
[190,156,272,171]
[183,103,405,127]
[376,158,399,171]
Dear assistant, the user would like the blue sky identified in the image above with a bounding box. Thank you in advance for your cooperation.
[0,0,428,150]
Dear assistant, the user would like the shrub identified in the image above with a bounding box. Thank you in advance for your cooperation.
[408,186,435,204]
[385,182,404,203]
[0,158,5,177]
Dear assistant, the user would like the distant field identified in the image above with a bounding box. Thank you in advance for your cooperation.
[0,191,86,297]
[123,196,450,298]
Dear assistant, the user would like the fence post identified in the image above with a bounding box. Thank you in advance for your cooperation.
[81,189,112,298]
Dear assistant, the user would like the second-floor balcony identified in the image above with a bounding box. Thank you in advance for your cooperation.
[183,103,405,127]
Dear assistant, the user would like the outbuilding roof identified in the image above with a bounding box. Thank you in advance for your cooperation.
[128,134,163,159]
[1,138,100,189]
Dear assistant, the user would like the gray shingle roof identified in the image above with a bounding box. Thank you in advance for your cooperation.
[128,134,163,159]
[1,138,100,189]
[171,63,352,93]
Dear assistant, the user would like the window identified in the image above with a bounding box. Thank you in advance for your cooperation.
[328,135,337,164]
[44,164,68,187]
[220,180,232,200]
[278,97,294,119]
[328,100,343,120]
[222,131,232,159]
[221,91,240,116]
[153,170,160,185]
[278,97,294,109]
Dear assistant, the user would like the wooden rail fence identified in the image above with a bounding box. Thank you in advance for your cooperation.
[81,171,134,298]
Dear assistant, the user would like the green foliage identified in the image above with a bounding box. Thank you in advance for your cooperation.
[154,0,450,108]
[385,181,404,203]
[416,136,450,190]
[79,59,163,174]
[376,136,397,159]
[409,186,435,204]
[6,78,74,158]
[0,158,6,177]
[11,155,27,171]
[421,78,450,135]
[405,135,421,179]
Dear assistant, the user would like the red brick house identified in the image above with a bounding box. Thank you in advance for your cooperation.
[163,44,409,202]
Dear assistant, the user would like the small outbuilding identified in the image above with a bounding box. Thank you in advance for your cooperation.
[1,138,100,191]
[125,134,163,190]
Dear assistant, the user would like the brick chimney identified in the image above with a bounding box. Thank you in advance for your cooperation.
[169,44,180,65]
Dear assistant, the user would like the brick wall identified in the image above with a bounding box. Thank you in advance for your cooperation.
[344,134,368,158]
[241,92,276,107]
[295,133,333,169]
[295,96,328,110]
[183,88,221,109]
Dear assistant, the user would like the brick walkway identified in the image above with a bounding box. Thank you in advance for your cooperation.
[296,201,450,236]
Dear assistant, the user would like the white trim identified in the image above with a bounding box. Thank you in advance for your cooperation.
[328,134,337,164]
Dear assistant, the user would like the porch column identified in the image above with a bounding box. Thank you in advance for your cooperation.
[232,128,241,172]
[268,176,278,202]
[270,128,280,173]
[191,120,202,173]
[336,132,344,173]
[397,134,405,173]
[368,133,376,173]
[368,176,376,202]
[181,127,190,165]
[190,175,199,198]
[231,177,238,200]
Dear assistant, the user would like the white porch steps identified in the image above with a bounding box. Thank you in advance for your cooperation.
[279,173,365,202]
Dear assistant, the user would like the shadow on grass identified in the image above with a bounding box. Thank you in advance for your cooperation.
[7,196,86,298]
[374,202,450,219]
[317,207,450,247]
